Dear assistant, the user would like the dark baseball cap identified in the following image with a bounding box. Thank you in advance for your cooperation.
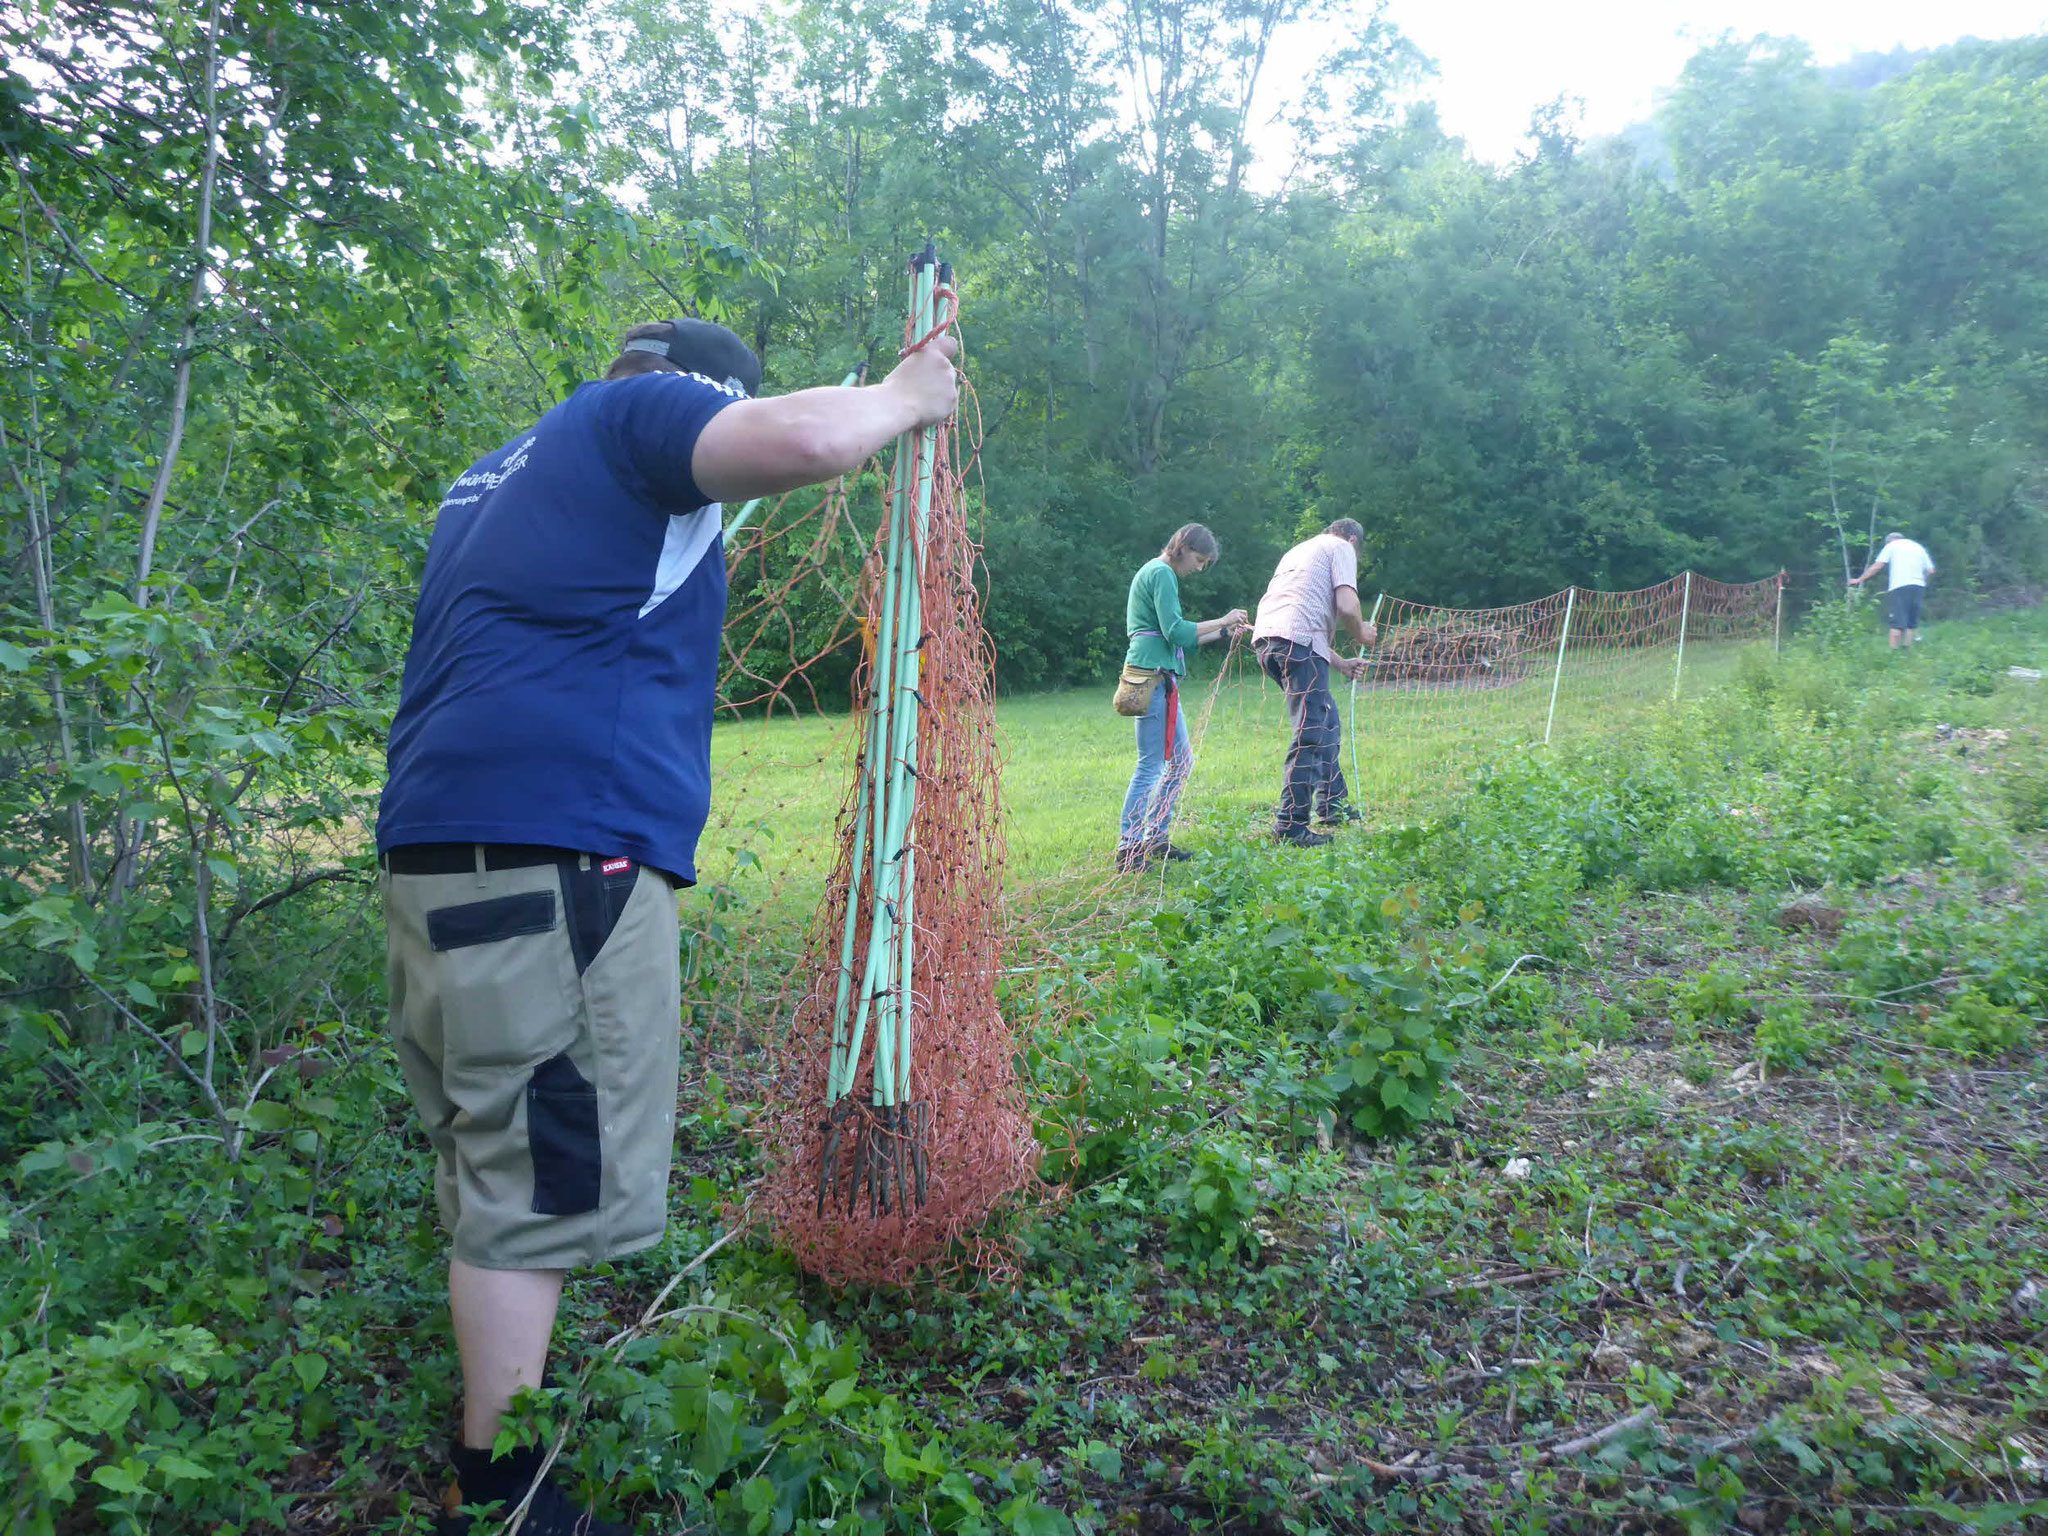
[620,318,762,397]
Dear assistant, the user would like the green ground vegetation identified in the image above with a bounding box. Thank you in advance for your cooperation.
[4,603,2046,1534]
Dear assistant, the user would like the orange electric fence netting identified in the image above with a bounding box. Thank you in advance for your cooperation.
[1075,569,1786,880]
[1343,570,1785,815]
[679,275,1047,1288]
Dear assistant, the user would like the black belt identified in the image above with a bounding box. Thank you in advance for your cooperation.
[381,842,588,876]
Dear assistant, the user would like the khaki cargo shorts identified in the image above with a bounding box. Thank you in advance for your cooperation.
[382,845,681,1271]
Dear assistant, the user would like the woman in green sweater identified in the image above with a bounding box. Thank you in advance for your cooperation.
[1117,524,1247,871]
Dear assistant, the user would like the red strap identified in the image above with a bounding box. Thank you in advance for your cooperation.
[1163,673,1180,751]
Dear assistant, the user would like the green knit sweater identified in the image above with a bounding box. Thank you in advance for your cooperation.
[1124,558,1199,674]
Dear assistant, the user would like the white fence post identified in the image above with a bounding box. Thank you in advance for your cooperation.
[1544,586,1576,745]
[1774,572,1784,655]
[1349,593,1386,796]
[1672,570,1693,701]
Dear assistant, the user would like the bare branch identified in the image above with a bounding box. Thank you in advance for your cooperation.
[218,868,368,949]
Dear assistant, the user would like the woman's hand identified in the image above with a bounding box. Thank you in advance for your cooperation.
[1197,609,1249,644]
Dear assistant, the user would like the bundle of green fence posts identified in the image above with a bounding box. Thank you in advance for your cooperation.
[815,244,949,1216]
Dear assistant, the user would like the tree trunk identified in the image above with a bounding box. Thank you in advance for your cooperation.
[134,0,227,607]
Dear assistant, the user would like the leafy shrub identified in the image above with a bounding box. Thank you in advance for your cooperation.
[1711,1124,1808,1183]
[494,1279,1074,1535]
[1313,956,1466,1138]
[1032,1005,1209,1185]
[1801,596,1882,658]
[1778,660,1854,725]
[1447,755,1627,908]
[1857,684,1931,738]
[1981,908,2048,1013]
[1913,990,2031,1058]
[1676,963,1749,1025]
[1995,731,2048,831]
[1831,902,2048,1022]
[1929,651,2002,698]
[1755,995,1838,1074]
[1735,645,1779,706]
[1486,972,1556,1030]
[1830,910,1965,998]
[1578,998,1635,1043]
[1159,1133,1269,1269]
[0,1322,296,1536]
[1237,1041,1339,1145]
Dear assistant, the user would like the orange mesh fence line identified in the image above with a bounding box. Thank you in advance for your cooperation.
[979,568,1782,928]
[1347,570,1784,815]
[720,478,874,718]
[668,479,877,1078]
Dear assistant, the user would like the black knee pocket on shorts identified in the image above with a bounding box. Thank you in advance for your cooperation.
[527,1052,601,1215]
[560,860,641,975]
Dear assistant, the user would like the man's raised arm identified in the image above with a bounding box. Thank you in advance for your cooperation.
[691,338,959,503]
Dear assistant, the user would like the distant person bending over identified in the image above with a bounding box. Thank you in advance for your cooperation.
[1116,523,1248,871]
[1849,531,1935,648]
[1251,518,1377,847]
[376,318,959,1536]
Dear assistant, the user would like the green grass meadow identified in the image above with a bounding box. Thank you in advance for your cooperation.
[700,639,1769,920]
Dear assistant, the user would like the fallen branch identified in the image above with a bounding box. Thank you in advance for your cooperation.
[1358,1451,1447,1481]
[1356,1404,1663,1484]
[1542,1404,1659,1461]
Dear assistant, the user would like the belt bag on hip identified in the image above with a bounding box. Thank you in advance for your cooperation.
[1113,664,1165,718]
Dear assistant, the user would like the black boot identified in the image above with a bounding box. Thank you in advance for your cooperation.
[1277,828,1331,849]
[436,1439,633,1536]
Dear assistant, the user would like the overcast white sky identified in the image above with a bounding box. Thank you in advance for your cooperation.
[1371,0,2048,163]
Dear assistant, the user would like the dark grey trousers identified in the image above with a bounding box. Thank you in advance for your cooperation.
[1255,638,1350,834]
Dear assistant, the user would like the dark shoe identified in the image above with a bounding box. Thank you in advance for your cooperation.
[1149,842,1194,863]
[1316,803,1363,826]
[1114,844,1155,873]
[437,1440,632,1536]
[1277,829,1332,849]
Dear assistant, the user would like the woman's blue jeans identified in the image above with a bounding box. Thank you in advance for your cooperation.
[1118,678,1191,850]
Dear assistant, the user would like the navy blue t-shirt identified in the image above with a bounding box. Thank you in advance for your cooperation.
[377,371,744,884]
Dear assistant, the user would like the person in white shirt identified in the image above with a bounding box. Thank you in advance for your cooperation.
[1849,532,1936,648]
[1250,518,1378,846]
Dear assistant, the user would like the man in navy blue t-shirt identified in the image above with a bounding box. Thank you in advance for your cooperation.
[378,317,957,1535]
